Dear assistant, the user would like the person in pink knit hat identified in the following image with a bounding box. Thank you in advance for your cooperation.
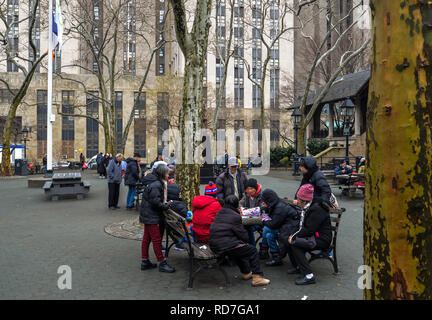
[284,184,332,286]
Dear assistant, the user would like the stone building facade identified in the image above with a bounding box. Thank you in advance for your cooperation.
[0,0,295,164]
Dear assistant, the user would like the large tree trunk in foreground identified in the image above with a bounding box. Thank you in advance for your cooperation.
[364,0,432,300]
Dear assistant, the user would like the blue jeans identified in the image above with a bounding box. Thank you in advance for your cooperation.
[126,185,136,208]
[246,225,262,246]
[261,226,280,253]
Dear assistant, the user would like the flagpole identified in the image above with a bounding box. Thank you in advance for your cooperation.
[46,0,53,176]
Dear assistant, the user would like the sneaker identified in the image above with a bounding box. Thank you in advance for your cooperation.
[114,206,121,209]
[295,275,316,285]
[141,259,157,270]
[109,207,116,210]
[174,243,185,251]
[159,260,175,273]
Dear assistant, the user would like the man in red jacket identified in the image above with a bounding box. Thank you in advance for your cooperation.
[191,182,222,243]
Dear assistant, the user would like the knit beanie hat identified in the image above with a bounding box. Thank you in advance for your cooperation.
[246,178,258,190]
[297,184,314,202]
[205,181,218,197]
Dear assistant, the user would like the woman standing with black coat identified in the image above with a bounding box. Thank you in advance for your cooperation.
[139,164,175,273]
[209,195,270,287]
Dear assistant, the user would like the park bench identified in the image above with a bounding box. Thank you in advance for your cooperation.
[335,173,365,198]
[282,198,345,275]
[43,172,91,200]
[162,208,230,290]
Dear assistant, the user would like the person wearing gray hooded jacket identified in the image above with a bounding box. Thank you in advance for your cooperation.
[107,153,123,209]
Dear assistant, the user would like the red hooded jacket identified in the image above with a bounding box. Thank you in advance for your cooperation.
[192,195,222,243]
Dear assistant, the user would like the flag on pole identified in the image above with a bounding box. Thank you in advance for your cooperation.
[52,0,63,52]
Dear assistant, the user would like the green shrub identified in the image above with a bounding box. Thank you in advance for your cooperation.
[307,139,330,156]
[270,146,295,166]
[279,156,291,167]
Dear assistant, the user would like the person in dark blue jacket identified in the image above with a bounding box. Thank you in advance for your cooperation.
[125,152,142,210]
[334,159,353,184]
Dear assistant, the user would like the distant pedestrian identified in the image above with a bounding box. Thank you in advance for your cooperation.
[107,153,123,210]
[96,152,105,178]
[42,154,47,173]
[80,153,86,171]
[125,152,141,210]
[151,151,164,168]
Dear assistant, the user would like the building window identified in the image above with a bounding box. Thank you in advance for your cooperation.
[62,91,75,159]
[157,92,169,152]
[134,92,146,157]
[7,0,19,72]
[36,90,47,158]
[115,92,123,153]
[86,91,99,157]
[252,85,261,108]
[234,119,244,156]
[270,68,280,109]
[270,120,280,146]
[123,0,136,75]
[234,85,244,108]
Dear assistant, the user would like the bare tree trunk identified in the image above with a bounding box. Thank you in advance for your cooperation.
[170,0,212,207]
[364,0,432,300]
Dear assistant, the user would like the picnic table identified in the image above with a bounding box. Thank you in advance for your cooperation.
[335,173,365,197]
[43,172,91,200]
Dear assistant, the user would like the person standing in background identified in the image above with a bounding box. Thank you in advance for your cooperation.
[107,153,123,210]
[125,152,141,210]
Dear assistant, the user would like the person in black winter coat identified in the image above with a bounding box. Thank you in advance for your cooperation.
[260,189,300,266]
[167,182,190,251]
[216,157,248,206]
[285,184,332,285]
[125,153,141,210]
[209,195,270,287]
[142,164,166,239]
[294,156,332,206]
[139,164,175,273]
[167,183,188,218]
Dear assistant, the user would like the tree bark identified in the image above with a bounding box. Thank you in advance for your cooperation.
[170,0,212,208]
[364,0,432,300]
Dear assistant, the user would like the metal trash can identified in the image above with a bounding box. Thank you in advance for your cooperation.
[14,159,28,176]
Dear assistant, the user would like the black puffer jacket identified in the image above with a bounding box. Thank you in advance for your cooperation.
[142,172,158,186]
[292,200,332,248]
[124,158,139,186]
[140,179,169,225]
[261,189,300,239]
[296,157,332,205]
[209,206,249,254]
[167,183,189,218]
[216,168,248,206]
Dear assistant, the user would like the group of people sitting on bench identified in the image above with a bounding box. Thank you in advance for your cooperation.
[138,155,335,287]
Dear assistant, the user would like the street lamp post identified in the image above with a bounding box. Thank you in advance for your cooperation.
[291,107,302,176]
[21,126,29,161]
[340,99,355,163]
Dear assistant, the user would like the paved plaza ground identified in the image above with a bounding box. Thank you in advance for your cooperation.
[0,170,364,300]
